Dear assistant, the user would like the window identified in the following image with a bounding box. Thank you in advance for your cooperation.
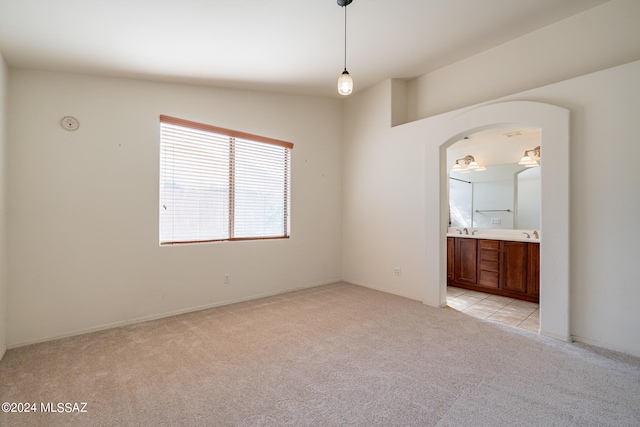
[159,115,293,245]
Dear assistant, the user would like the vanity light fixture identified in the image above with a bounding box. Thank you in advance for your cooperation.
[519,146,541,168]
[337,0,354,96]
[451,155,486,173]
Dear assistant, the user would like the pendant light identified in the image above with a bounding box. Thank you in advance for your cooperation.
[337,0,354,96]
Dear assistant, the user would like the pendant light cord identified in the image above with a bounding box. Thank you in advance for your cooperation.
[343,5,348,71]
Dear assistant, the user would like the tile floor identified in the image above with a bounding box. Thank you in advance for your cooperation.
[446,286,539,332]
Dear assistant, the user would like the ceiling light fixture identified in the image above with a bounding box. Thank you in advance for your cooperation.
[451,155,486,173]
[518,146,541,168]
[337,0,354,96]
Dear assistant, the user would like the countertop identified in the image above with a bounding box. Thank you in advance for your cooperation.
[446,233,540,243]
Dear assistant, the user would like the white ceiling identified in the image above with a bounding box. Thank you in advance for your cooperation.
[0,0,610,98]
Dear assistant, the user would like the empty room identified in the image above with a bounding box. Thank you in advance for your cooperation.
[1,0,639,425]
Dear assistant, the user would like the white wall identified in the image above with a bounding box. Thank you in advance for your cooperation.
[406,0,640,120]
[343,60,640,356]
[342,82,428,301]
[0,52,7,360]
[507,62,640,354]
[7,70,343,347]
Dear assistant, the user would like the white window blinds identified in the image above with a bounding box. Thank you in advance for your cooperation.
[159,115,292,245]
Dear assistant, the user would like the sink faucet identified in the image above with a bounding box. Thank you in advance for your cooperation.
[523,232,531,238]
[463,228,469,235]
[456,229,462,234]
[533,231,539,238]
[472,230,478,235]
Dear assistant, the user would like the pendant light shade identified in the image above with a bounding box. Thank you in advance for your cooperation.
[337,0,354,96]
[338,70,353,96]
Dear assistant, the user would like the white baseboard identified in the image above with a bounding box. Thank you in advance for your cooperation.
[342,278,422,302]
[540,330,573,343]
[571,334,640,358]
[0,344,6,362]
[7,278,342,350]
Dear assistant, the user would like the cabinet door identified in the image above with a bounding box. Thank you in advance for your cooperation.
[454,238,477,284]
[447,237,455,281]
[501,241,528,294]
[527,243,540,297]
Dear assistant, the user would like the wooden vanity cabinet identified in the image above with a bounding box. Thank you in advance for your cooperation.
[447,237,539,303]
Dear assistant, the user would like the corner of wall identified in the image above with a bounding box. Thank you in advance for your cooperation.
[0,51,8,361]
[390,79,408,127]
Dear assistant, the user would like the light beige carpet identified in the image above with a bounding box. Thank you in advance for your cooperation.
[1,282,639,426]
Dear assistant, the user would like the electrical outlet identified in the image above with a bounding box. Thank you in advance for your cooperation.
[491,218,501,225]
[224,274,230,284]
[393,267,401,276]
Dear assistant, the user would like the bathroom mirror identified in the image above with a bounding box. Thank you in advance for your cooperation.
[449,163,540,229]
[447,127,541,230]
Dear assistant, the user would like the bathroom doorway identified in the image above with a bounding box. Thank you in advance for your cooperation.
[445,126,541,329]
[426,100,570,342]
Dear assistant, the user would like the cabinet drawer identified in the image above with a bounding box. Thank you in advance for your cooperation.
[479,250,499,262]
[478,271,500,288]
[478,240,500,250]
[479,260,499,272]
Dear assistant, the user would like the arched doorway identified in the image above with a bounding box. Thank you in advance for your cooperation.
[428,101,570,342]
